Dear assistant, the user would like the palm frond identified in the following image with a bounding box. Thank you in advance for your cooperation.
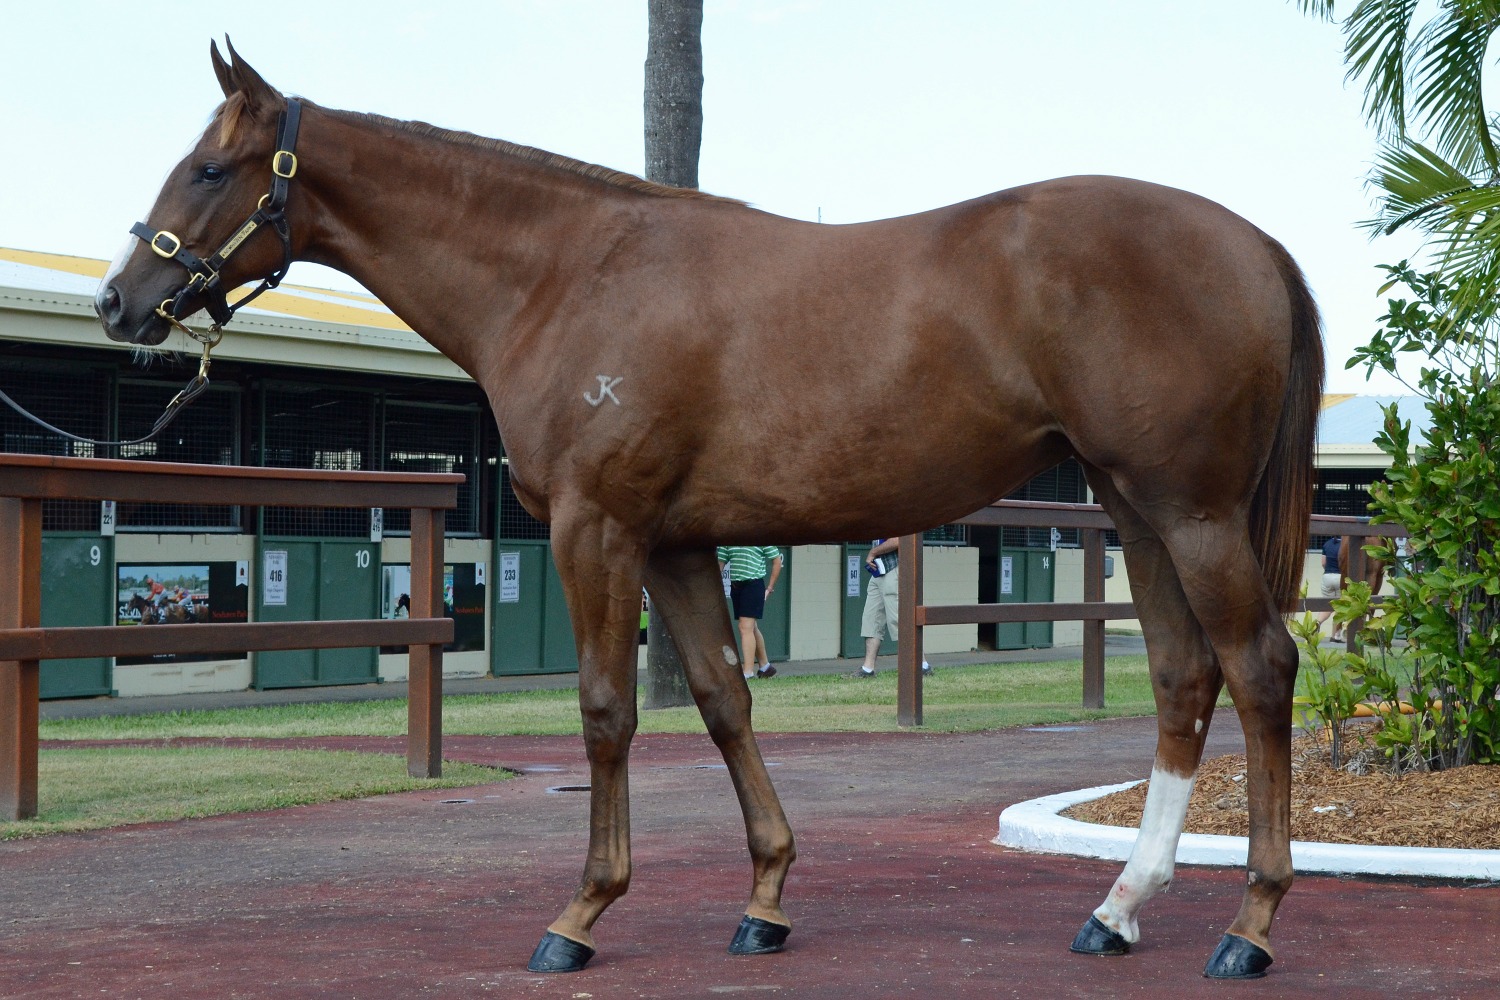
[1368,138,1500,327]
[1344,0,1421,137]
[1367,139,1482,232]
[1292,0,1337,20]
[1409,2,1500,172]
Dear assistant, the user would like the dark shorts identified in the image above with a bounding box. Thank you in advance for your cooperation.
[729,577,766,620]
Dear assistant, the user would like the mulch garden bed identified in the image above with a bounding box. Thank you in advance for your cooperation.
[1064,726,1500,850]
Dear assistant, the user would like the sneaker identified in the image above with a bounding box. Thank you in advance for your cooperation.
[858,666,876,678]
[922,661,932,676]
[756,664,777,678]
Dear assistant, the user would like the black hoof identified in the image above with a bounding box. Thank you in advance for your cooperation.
[527,930,595,973]
[1069,915,1131,956]
[1203,933,1273,979]
[728,914,791,955]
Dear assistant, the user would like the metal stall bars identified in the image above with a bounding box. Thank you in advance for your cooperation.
[0,453,460,821]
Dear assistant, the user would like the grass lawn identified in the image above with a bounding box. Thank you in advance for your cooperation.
[1,748,503,841]
[39,655,1171,742]
[15,654,1241,841]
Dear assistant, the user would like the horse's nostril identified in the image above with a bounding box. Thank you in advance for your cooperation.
[96,285,123,323]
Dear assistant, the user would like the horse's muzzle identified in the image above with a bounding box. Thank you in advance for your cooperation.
[95,282,172,346]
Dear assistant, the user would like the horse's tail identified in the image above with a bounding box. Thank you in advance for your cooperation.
[1251,235,1324,612]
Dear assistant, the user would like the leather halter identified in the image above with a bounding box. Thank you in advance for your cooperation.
[129,97,303,335]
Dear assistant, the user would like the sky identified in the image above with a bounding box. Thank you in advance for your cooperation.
[0,1,1432,392]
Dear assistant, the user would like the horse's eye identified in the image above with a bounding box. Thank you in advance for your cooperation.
[198,163,226,183]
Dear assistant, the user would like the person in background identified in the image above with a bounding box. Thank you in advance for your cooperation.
[1315,535,1344,642]
[715,545,783,680]
[858,538,930,677]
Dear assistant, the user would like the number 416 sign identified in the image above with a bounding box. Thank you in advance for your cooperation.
[263,550,288,606]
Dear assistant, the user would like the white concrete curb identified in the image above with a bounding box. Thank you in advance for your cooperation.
[996,780,1500,880]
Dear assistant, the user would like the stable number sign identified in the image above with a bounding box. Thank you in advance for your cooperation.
[263,550,288,606]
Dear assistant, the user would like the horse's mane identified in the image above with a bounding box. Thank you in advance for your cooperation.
[334,106,744,206]
[212,96,742,205]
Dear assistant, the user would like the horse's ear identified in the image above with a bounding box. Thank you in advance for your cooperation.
[210,39,233,97]
[211,36,282,117]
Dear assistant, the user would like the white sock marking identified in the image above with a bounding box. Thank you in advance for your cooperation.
[1092,767,1195,944]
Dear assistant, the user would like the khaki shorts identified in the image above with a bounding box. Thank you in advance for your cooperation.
[1321,572,1341,599]
[861,569,900,640]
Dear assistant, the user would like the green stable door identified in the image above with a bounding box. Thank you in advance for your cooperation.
[254,539,380,688]
[40,533,114,699]
[993,547,1055,650]
[491,540,579,675]
[841,543,895,659]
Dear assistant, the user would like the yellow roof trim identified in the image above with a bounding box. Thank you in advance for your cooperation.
[0,246,414,333]
[0,247,108,278]
[237,288,413,331]
[1321,393,1356,410]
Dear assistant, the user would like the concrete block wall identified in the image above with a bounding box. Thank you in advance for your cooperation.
[1053,546,1141,643]
[788,545,842,661]
[921,545,980,654]
[784,543,979,660]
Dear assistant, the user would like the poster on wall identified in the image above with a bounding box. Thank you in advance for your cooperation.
[116,562,250,665]
[380,562,486,654]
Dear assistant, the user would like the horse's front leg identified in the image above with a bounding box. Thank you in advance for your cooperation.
[644,548,795,956]
[527,511,647,974]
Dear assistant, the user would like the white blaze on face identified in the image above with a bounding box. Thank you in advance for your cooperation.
[1091,767,1196,944]
[100,122,212,290]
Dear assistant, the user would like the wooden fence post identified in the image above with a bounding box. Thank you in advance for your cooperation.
[897,534,924,727]
[0,497,42,820]
[1082,527,1105,710]
[407,507,445,778]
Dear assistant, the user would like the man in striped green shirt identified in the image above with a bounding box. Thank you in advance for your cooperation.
[716,545,783,680]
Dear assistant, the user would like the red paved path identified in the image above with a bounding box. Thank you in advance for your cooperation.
[3,710,1496,998]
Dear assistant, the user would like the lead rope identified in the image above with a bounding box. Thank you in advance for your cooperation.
[0,329,219,450]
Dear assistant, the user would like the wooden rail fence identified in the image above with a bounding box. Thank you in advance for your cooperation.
[893,501,1407,727]
[0,453,462,821]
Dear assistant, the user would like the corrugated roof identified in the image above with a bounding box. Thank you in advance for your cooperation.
[0,247,412,331]
[1318,393,1430,446]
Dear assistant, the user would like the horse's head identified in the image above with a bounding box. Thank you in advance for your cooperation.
[96,39,302,346]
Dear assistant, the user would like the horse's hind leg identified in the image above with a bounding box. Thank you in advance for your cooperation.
[1069,472,1224,959]
[527,509,648,974]
[1095,482,1299,979]
[644,547,796,955]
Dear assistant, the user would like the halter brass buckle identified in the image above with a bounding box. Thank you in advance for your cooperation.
[149,231,182,259]
[272,150,298,178]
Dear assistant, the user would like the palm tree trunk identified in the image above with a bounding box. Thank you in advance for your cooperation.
[642,0,703,710]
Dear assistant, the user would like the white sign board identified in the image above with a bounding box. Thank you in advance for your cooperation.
[846,555,863,597]
[369,507,384,543]
[1001,555,1014,596]
[99,500,116,537]
[263,550,289,606]
[499,551,520,604]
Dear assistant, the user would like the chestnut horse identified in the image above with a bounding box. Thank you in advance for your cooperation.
[95,43,1322,980]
